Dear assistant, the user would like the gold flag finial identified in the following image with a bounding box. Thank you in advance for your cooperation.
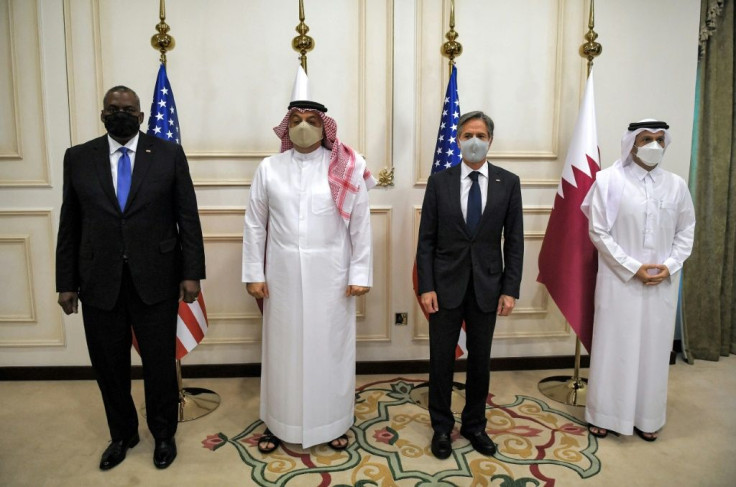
[292,0,315,74]
[151,0,175,66]
[441,0,463,76]
[580,0,602,75]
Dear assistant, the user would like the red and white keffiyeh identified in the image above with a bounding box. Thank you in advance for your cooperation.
[274,108,375,225]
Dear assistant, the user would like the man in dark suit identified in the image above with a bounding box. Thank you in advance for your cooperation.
[416,110,523,459]
[56,85,205,470]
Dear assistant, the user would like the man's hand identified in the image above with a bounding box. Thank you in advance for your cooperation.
[58,291,79,315]
[634,264,670,286]
[420,291,439,314]
[346,285,371,297]
[179,280,201,303]
[246,282,269,299]
[497,294,516,316]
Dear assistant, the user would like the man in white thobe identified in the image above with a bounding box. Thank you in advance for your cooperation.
[242,96,373,453]
[581,120,695,441]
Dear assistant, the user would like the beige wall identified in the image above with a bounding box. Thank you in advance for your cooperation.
[0,0,700,366]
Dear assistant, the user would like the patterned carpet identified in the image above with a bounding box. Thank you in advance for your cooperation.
[202,378,600,486]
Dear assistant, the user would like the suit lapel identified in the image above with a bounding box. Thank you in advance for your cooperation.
[125,132,155,213]
[93,135,121,212]
[445,164,466,230]
[478,162,502,231]
[443,164,476,238]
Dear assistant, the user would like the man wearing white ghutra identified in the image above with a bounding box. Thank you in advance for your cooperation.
[582,119,696,442]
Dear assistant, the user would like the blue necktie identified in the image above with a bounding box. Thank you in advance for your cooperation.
[467,171,482,234]
[117,147,131,211]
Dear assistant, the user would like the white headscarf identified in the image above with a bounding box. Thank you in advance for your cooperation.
[619,119,672,167]
[582,119,671,230]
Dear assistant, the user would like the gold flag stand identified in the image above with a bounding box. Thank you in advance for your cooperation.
[141,0,220,422]
[537,0,602,408]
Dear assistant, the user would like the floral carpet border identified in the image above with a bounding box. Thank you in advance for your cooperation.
[203,377,601,486]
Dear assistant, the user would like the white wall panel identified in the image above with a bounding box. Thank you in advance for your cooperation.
[0,1,20,157]
[358,207,392,342]
[0,0,51,186]
[415,0,582,186]
[0,236,36,322]
[0,210,64,347]
[66,0,392,187]
[0,0,701,366]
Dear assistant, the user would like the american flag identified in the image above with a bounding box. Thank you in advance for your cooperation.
[432,65,463,174]
[413,65,468,359]
[147,63,209,360]
[147,64,181,144]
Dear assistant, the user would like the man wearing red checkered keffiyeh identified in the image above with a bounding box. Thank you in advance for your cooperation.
[273,102,376,223]
[242,90,373,454]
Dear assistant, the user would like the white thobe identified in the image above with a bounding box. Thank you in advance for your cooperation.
[242,146,372,447]
[584,163,695,435]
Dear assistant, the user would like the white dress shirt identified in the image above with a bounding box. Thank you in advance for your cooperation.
[460,161,489,222]
[107,133,140,195]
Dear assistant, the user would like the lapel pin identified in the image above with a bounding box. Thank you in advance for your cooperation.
[146,149,152,153]
[495,178,501,182]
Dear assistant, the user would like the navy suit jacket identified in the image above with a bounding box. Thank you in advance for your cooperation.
[56,132,206,310]
[416,162,523,313]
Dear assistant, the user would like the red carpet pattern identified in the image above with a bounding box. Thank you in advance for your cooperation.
[202,377,601,486]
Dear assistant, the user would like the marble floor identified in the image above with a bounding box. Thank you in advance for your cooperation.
[1,355,734,486]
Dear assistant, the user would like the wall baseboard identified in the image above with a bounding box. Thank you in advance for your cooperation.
[0,347,677,381]
[0,356,578,381]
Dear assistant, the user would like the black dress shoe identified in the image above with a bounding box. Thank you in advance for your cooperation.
[99,433,140,471]
[153,437,177,469]
[461,430,496,456]
[431,432,452,459]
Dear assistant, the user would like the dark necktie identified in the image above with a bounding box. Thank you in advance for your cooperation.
[467,171,482,234]
[117,147,131,211]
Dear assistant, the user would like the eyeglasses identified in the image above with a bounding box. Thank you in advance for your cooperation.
[103,106,139,114]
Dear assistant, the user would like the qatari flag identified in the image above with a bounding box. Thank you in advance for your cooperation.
[537,72,600,353]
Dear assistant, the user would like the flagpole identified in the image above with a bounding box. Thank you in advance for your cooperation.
[537,0,601,407]
[140,0,220,422]
[442,0,467,415]
[409,0,468,416]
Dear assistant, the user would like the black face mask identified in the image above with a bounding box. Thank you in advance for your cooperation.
[103,112,140,138]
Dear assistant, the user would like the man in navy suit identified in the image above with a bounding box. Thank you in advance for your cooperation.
[416,110,523,459]
[56,86,205,470]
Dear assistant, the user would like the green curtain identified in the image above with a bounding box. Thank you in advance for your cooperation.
[682,0,735,362]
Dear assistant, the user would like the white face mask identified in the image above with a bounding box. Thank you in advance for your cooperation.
[289,121,323,149]
[635,141,665,167]
[459,137,490,164]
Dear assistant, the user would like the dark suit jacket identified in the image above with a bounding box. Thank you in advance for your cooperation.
[416,162,523,313]
[56,132,206,310]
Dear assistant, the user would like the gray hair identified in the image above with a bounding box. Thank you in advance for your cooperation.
[457,111,494,137]
[103,85,140,108]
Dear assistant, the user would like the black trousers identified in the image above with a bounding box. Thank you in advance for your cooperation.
[428,278,497,435]
[81,264,179,441]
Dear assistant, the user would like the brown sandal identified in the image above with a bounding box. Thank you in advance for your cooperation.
[257,428,281,453]
[634,427,658,442]
[588,425,608,438]
[328,434,349,451]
